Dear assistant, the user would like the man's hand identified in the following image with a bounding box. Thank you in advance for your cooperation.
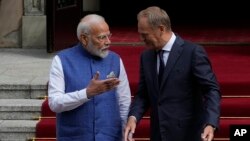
[124,116,137,141]
[86,71,120,98]
[201,125,215,141]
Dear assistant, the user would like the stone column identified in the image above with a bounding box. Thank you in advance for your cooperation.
[22,0,46,48]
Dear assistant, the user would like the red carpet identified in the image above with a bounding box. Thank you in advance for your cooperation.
[111,26,250,44]
[35,45,250,140]
[109,45,250,97]
[205,46,250,96]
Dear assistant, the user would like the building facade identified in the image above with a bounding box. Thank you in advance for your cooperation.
[0,0,99,50]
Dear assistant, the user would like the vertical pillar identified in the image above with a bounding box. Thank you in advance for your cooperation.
[22,0,46,48]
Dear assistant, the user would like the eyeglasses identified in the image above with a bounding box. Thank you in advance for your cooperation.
[83,33,112,41]
[96,33,112,41]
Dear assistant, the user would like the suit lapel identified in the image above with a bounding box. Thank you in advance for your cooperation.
[146,50,159,96]
[151,51,159,91]
[160,36,184,89]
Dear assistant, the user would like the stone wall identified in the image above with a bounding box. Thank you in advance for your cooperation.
[0,0,22,48]
[0,0,46,48]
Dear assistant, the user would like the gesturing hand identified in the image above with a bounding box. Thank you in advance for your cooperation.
[86,71,120,98]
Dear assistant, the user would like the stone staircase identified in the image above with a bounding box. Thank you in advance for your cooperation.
[0,84,47,141]
[0,48,53,141]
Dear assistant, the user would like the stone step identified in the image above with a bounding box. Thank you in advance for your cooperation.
[0,99,44,120]
[0,48,51,99]
[0,120,38,141]
[0,84,47,99]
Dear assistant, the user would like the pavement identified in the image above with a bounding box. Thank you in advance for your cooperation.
[0,48,55,86]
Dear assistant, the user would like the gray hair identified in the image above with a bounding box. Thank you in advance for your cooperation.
[76,14,105,40]
[137,6,171,31]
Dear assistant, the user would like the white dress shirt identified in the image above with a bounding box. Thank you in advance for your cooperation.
[48,55,131,127]
[157,32,176,73]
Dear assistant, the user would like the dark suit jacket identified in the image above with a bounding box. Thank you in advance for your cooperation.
[129,35,221,141]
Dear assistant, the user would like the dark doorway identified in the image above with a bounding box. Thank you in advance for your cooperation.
[47,0,83,52]
[100,0,250,26]
[47,0,250,52]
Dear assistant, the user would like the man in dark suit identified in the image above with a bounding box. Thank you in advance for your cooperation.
[124,6,221,141]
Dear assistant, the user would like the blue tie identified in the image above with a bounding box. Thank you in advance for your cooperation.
[158,50,165,85]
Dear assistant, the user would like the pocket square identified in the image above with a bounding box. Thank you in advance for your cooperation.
[106,71,116,78]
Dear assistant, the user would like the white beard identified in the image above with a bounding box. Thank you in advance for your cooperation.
[86,40,109,58]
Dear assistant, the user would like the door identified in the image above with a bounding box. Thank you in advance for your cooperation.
[47,0,83,52]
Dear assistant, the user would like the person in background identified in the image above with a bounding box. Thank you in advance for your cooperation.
[124,6,221,141]
[48,14,131,141]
